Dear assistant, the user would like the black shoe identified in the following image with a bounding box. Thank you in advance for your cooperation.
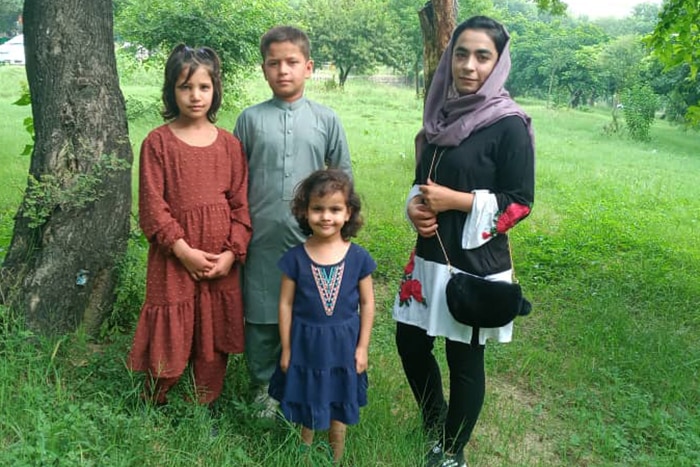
[437,451,467,467]
[425,442,444,467]
[426,442,467,467]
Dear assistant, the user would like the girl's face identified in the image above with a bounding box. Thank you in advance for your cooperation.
[451,29,499,95]
[305,190,350,240]
[174,66,214,123]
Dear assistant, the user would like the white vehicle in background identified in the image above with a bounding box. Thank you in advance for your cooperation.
[0,34,25,65]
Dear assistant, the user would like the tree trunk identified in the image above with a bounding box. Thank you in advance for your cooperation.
[339,65,352,88]
[1,0,133,335]
[418,0,457,99]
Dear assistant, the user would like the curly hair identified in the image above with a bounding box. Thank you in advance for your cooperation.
[161,44,223,123]
[291,169,363,240]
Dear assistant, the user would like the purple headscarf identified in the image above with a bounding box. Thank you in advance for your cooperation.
[416,19,533,160]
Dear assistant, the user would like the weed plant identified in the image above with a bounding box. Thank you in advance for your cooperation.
[0,65,699,466]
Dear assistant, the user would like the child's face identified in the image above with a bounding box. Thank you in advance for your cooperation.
[174,66,214,122]
[306,190,350,240]
[262,41,313,103]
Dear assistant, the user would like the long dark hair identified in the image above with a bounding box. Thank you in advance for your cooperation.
[161,44,223,123]
[291,169,363,240]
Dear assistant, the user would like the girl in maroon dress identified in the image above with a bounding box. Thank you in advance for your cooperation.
[128,45,251,405]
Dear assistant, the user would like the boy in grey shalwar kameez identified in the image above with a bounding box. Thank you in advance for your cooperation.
[233,25,352,415]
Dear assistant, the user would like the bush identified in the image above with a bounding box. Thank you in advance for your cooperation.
[622,85,658,141]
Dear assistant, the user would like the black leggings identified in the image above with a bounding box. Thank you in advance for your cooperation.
[396,321,485,454]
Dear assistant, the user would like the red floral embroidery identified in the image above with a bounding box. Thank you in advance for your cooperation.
[482,203,531,239]
[399,250,427,307]
[404,250,415,275]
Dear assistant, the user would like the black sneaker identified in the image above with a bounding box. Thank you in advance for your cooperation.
[426,443,468,467]
[437,452,467,467]
[425,442,444,467]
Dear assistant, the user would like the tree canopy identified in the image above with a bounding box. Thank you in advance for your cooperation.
[115,0,295,79]
[299,0,401,87]
[0,0,22,36]
[646,0,700,123]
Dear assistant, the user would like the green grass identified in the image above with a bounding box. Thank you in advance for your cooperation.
[1,65,699,466]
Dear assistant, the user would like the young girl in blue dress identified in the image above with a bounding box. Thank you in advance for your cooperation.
[268,168,376,463]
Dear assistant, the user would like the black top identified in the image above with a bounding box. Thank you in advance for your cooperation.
[414,116,535,276]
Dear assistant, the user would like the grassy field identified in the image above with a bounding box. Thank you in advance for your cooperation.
[1,65,699,466]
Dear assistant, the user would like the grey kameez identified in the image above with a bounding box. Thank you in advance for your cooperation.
[234,96,352,325]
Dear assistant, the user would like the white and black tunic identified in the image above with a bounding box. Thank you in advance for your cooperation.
[393,115,535,345]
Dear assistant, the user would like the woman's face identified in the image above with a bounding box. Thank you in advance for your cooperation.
[450,29,499,95]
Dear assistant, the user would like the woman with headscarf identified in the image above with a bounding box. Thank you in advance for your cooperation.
[393,16,535,467]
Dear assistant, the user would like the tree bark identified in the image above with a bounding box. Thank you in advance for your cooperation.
[1,0,133,335]
[418,0,457,98]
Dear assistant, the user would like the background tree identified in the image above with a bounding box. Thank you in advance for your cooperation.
[419,0,456,95]
[115,0,294,100]
[596,34,647,101]
[0,0,22,36]
[646,0,700,124]
[622,83,658,141]
[300,0,400,88]
[384,0,494,97]
[1,0,133,335]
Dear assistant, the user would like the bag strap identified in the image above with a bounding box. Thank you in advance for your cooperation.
[426,146,518,284]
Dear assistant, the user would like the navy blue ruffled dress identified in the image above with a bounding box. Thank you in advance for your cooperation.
[268,243,376,430]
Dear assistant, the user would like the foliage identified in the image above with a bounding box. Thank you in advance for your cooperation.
[12,84,34,156]
[646,0,700,125]
[596,34,648,96]
[533,0,566,15]
[384,0,428,78]
[20,155,131,228]
[647,0,699,78]
[589,3,661,37]
[622,84,658,141]
[508,15,608,105]
[380,0,495,92]
[115,0,295,80]
[299,0,401,87]
[645,59,700,125]
[101,227,148,337]
[0,0,21,36]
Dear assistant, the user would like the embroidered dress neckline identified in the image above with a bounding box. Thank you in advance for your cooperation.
[310,261,345,316]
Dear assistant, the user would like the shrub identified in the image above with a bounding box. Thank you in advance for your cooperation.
[622,85,658,141]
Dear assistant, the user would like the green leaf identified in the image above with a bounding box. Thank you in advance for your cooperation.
[21,144,33,156]
[13,93,32,106]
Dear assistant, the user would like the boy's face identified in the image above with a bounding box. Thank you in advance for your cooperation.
[262,41,313,103]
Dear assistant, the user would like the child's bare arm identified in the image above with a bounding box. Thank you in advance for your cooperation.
[355,275,375,373]
[279,274,295,372]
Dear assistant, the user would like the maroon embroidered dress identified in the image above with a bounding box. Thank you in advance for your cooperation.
[128,125,252,378]
[268,243,376,430]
